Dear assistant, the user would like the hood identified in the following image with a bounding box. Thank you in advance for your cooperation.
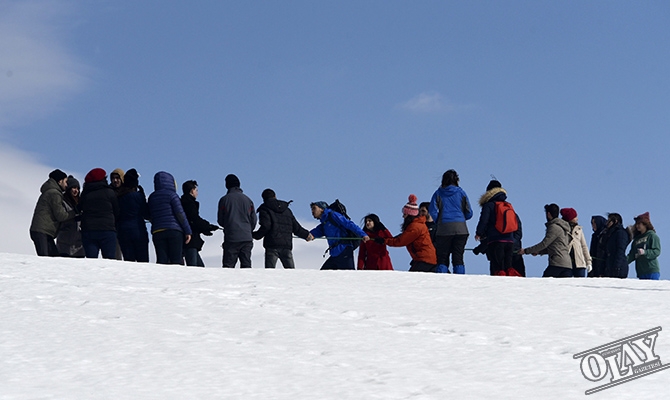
[40,178,62,194]
[261,198,287,214]
[591,216,607,234]
[436,185,463,198]
[478,187,507,206]
[549,217,572,234]
[153,171,177,192]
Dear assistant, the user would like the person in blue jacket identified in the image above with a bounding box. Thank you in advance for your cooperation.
[148,171,192,265]
[309,201,369,270]
[428,169,473,274]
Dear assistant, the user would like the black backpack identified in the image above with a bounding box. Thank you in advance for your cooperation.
[326,199,360,251]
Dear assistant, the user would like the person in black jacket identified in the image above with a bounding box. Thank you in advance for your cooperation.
[603,213,631,279]
[180,180,218,267]
[252,188,313,269]
[116,169,150,262]
[79,168,119,259]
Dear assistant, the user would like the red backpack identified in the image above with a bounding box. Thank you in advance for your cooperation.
[494,201,518,234]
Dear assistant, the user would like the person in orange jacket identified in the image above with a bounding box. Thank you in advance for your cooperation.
[376,195,439,272]
[358,213,394,270]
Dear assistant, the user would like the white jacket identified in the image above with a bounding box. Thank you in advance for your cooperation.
[570,224,592,271]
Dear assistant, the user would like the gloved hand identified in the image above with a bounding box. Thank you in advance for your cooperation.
[373,237,385,244]
[637,248,646,257]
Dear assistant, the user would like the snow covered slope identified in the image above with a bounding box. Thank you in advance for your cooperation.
[1,253,669,399]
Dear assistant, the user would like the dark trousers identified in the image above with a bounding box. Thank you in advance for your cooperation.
[82,231,117,259]
[30,231,59,257]
[487,241,513,275]
[119,237,149,263]
[409,260,438,273]
[435,234,468,266]
[184,247,205,267]
[321,246,355,270]
[573,267,587,277]
[265,248,295,269]
[542,265,574,278]
[222,241,253,268]
[153,230,184,265]
[512,254,526,277]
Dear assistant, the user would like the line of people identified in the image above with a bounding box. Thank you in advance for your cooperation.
[29,168,661,279]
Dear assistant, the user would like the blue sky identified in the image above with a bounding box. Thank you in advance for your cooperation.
[1,0,668,276]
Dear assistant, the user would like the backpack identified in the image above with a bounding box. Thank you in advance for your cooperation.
[494,201,518,234]
[327,199,360,251]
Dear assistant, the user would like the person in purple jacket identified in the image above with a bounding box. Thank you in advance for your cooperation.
[148,171,192,265]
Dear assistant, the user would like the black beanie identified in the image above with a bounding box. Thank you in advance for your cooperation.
[225,174,241,189]
[486,180,502,191]
[49,169,68,183]
[124,168,140,188]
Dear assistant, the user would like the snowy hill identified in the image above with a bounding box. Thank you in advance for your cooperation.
[1,253,669,399]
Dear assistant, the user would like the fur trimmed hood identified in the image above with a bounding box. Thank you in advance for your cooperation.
[478,187,507,207]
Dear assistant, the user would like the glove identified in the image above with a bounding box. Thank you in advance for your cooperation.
[373,237,385,244]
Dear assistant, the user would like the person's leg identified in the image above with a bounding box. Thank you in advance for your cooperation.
[503,242,520,276]
[165,230,184,264]
[638,273,660,280]
[450,234,468,274]
[81,231,100,259]
[265,248,279,269]
[119,236,137,262]
[153,232,169,264]
[99,232,119,260]
[321,247,354,270]
[512,253,526,277]
[135,238,150,263]
[278,248,295,269]
[184,247,199,266]
[409,260,437,272]
[238,241,253,268]
[486,242,505,276]
[196,252,205,267]
[573,268,587,278]
[222,241,240,268]
[434,235,452,272]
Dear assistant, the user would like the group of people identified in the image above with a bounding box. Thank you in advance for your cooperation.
[29,168,661,280]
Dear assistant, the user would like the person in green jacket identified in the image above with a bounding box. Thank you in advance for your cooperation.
[627,212,661,280]
[29,169,76,256]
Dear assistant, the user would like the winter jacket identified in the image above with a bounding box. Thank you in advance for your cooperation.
[513,214,523,252]
[310,208,367,257]
[627,230,661,276]
[428,185,473,236]
[252,198,309,250]
[568,224,592,271]
[475,187,515,244]
[217,187,256,243]
[590,216,607,276]
[385,216,438,265]
[357,228,394,270]
[181,193,216,251]
[147,172,192,235]
[80,180,119,232]
[603,223,630,278]
[523,217,572,269]
[117,188,149,242]
[30,178,75,237]
[56,194,84,257]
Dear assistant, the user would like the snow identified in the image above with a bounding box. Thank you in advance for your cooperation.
[1,253,669,399]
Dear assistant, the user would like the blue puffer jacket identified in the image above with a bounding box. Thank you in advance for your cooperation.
[310,208,367,257]
[147,171,192,235]
[428,185,473,236]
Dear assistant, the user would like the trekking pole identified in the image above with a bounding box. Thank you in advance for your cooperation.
[292,236,363,240]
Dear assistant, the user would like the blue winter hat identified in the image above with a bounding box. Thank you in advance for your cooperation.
[310,201,329,210]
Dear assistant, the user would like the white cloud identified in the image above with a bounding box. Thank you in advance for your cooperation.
[398,91,471,114]
[0,0,91,127]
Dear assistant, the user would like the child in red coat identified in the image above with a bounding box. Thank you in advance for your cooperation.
[357,213,394,270]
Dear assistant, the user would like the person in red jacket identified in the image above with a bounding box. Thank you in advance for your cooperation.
[358,213,394,270]
[377,195,439,272]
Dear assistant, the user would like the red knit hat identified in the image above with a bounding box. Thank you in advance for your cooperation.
[85,168,107,183]
[560,207,578,222]
[402,194,419,216]
[634,212,651,224]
